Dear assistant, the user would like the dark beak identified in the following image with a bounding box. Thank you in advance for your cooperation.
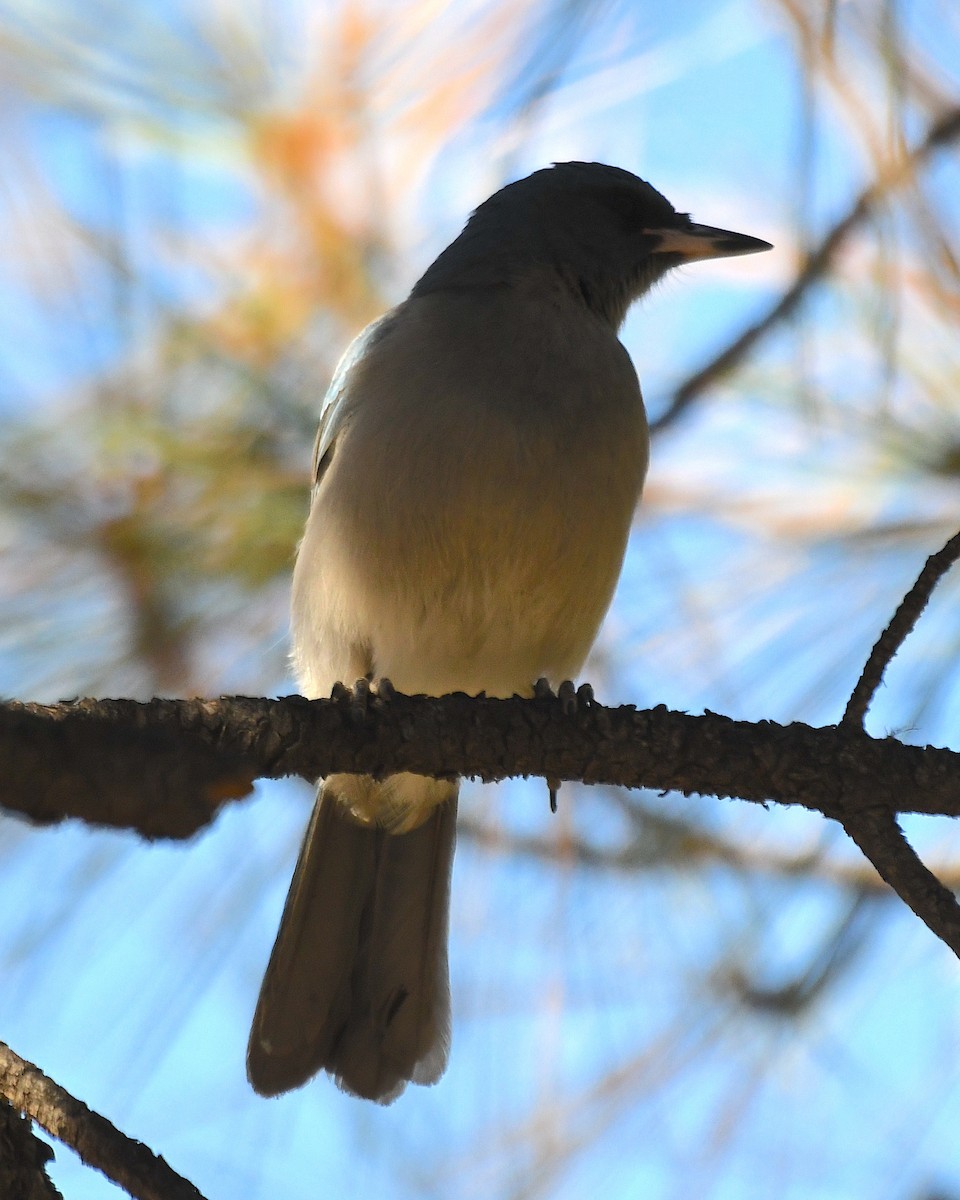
[649,222,773,261]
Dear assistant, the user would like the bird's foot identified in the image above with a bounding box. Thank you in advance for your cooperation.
[349,676,372,723]
[534,679,596,813]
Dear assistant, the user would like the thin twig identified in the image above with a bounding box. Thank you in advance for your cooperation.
[0,1043,208,1200]
[456,812,960,891]
[843,528,960,728]
[650,104,960,435]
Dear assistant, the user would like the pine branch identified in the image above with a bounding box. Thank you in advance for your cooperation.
[2,691,960,827]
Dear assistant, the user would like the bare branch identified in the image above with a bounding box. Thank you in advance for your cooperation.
[6,685,960,967]
[5,686,960,835]
[650,104,960,435]
[840,810,960,957]
[843,529,960,728]
[4,691,960,827]
[0,1042,208,1200]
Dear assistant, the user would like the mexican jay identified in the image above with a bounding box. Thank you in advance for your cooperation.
[247,161,771,1103]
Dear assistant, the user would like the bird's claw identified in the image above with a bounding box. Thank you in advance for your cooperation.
[350,677,372,722]
[557,679,578,715]
[535,679,595,812]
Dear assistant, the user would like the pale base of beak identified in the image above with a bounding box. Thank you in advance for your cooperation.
[650,223,773,261]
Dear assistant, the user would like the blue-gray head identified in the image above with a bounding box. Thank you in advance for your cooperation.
[413,162,771,328]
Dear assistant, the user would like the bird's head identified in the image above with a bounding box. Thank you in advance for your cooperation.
[414,161,771,328]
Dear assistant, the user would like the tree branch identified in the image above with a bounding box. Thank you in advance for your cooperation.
[650,104,960,435]
[831,529,960,943]
[0,1042,208,1200]
[840,810,960,957]
[7,678,960,962]
[0,1096,61,1200]
[843,528,960,728]
[3,692,960,836]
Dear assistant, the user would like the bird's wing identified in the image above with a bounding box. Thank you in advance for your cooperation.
[311,312,397,487]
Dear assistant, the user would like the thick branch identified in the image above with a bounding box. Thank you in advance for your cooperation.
[0,1097,61,1200]
[3,693,960,839]
[6,689,960,962]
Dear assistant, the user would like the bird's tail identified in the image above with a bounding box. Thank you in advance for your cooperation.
[247,781,458,1103]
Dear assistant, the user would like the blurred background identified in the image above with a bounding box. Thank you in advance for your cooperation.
[2,0,960,1196]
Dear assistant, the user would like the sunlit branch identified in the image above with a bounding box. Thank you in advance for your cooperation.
[0,1041,207,1200]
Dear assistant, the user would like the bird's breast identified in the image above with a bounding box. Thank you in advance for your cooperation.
[296,288,649,695]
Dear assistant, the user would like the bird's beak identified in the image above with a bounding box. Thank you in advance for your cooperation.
[649,223,773,261]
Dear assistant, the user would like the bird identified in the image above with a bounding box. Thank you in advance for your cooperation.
[247,161,771,1103]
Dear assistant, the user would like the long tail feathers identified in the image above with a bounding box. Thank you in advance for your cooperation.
[247,784,458,1103]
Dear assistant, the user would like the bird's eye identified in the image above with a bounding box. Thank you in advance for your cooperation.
[595,187,675,233]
